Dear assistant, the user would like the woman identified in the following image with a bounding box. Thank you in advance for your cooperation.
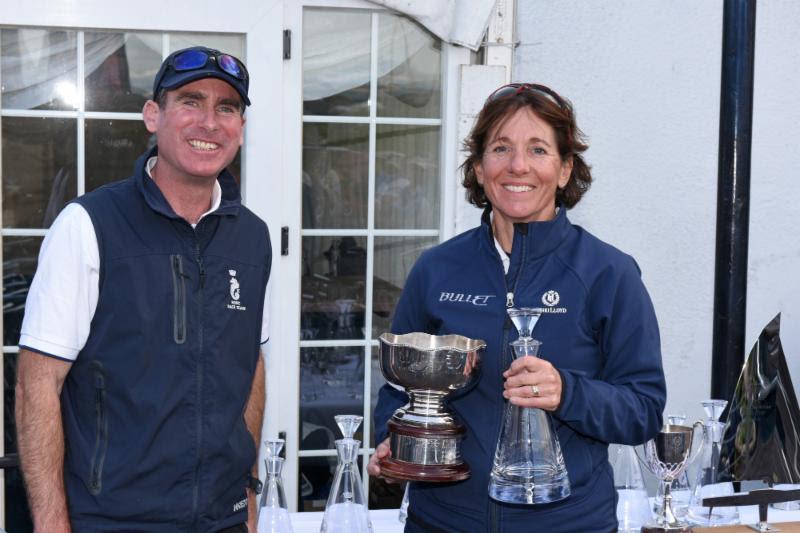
[369,83,667,532]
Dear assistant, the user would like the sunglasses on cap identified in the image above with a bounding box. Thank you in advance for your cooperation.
[154,48,249,91]
[486,83,567,110]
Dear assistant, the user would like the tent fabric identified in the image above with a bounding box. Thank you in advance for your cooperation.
[366,0,497,51]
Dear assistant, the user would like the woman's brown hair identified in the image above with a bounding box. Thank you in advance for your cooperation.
[461,84,592,209]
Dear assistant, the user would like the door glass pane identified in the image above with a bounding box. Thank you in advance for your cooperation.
[3,236,43,346]
[377,14,441,118]
[1,28,78,110]
[2,117,77,228]
[303,123,368,229]
[299,346,365,452]
[85,32,162,112]
[367,347,404,509]
[299,456,364,512]
[301,236,367,341]
[303,9,371,117]
[375,125,440,229]
[169,33,244,58]
[85,119,153,191]
[372,236,437,338]
[4,352,33,530]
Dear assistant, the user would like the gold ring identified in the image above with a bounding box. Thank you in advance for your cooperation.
[531,385,540,397]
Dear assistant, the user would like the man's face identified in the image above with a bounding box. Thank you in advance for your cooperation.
[143,78,245,184]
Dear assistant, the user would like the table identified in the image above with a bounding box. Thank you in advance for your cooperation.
[291,509,404,532]
[287,503,800,532]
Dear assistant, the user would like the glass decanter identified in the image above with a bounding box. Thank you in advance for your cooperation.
[257,438,293,533]
[686,399,740,526]
[653,414,693,520]
[488,307,570,504]
[320,415,373,533]
[610,444,652,533]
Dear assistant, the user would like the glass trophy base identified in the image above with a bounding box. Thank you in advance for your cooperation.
[641,524,691,533]
[488,466,570,505]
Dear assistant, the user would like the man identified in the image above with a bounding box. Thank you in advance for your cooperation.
[15,46,270,532]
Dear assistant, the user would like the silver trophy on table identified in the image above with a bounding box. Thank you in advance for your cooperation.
[637,423,704,533]
[378,332,485,482]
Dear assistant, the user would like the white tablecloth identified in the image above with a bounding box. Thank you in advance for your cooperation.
[287,504,800,532]
[290,509,404,532]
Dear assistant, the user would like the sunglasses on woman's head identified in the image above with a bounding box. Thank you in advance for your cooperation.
[486,83,567,110]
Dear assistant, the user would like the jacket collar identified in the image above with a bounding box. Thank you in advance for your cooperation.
[480,204,571,262]
[134,145,242,220]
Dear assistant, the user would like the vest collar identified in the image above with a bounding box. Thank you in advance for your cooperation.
[134,145,242,220]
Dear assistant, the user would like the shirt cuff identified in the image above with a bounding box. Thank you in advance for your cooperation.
[18,335,79,361]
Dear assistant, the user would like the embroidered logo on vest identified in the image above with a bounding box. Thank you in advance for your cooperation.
[233,497,248,512]
[227,270,247,311]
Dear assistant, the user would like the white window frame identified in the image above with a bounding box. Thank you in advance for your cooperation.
[0,0,471,517]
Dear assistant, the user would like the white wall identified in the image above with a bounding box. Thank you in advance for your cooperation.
[479,0,800,422]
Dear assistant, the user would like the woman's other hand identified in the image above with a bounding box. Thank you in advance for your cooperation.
[367,438,393,479]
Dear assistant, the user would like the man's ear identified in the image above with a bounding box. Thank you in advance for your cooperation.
[239,115,246,146]
[142,100,160,134]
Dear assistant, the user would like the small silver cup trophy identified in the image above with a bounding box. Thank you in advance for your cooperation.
[378,332,485,482]
[637,423,704,533]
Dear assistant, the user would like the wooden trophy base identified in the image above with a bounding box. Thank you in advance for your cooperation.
[381,419,470,482]
[380,456,470,482]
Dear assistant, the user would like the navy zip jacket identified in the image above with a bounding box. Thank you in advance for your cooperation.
[60,147,271,532]
[374,207,666,532]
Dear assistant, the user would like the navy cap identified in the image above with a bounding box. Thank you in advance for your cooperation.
[152,46,250,106]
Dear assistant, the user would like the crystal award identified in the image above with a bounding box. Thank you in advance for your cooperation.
[488,307,570,504]
[320,415,372,533]
[257,438,293,533]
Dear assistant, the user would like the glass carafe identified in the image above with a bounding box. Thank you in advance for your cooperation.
[653,414,692,520]
[488,307,570,504]
[610,444,652,533]
[686,399,740,526]
[257,439,293,533]
[320,415,372,533]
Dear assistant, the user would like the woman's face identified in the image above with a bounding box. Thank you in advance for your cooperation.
[474,107,572,225]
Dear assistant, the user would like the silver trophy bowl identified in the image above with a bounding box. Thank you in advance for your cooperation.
[378,332,485,482]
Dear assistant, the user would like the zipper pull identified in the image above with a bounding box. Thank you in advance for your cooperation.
[506,292,514,308]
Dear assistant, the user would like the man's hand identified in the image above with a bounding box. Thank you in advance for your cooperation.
[244,352,265,532]
[502,355,563,411]
[246,486,257,532]
[15,349,73,533]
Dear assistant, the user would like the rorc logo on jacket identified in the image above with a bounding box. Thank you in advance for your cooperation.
[227,269,247,311]
[540,289,567,314]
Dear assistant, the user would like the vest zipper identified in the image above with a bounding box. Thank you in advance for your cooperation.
[89,361,108,495]
[171,255,187,344]
[191,237,206,523]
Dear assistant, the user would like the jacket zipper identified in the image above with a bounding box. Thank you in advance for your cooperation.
[191,235,206,523]
[491,228,528,532]
[89,361,108,495]
[171,255,187,344]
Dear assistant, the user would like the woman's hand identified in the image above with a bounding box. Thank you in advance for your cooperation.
[367,438,393,480]
[503,355,562,411]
